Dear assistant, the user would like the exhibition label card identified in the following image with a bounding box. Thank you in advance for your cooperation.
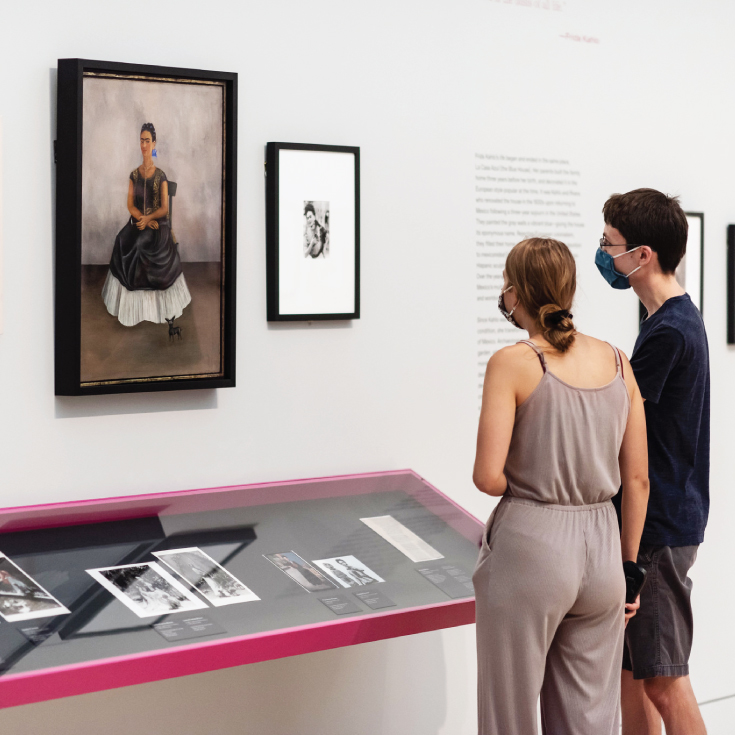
[0,553,70,622]
[312,555,384,588]
[318,594,363,616]
[152,615,226,642]
[360,516,444,563]
[416,563,474,599]
[353,589,397,610]
[87,562,208,618]
[153,547,260,606]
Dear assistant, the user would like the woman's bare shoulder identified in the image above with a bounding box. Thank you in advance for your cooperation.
[487,342,539,371]
[574,332,621,354]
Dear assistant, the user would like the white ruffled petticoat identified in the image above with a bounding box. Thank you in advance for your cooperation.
[102,271,192,327]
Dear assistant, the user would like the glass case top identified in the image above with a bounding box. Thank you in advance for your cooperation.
[0,471,482,680]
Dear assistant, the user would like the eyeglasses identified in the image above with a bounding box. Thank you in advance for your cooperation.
[599,237,648,251]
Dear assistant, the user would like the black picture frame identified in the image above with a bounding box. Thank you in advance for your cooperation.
[639,211,704,324]
[728,224,735,344]
[265,142,360,321]
[55,58,237,396]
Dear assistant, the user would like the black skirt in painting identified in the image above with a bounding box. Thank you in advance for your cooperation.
[103,167,191,327]
[109,216,181,291]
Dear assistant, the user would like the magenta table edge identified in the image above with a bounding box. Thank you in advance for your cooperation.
[0,598,475,709]
[0,469,482,709]
[0,469,417,517]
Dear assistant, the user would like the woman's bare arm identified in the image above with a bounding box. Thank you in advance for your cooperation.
[473,348,519,496]
[618,351,650,563]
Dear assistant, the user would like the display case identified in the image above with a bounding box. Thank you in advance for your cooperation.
[0,471,482,709]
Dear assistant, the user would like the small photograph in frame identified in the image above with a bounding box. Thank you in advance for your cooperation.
[640,211,704,323]
[0,553,71,622]
[263,551,337,592]
[153,547,260,606]
[55,59,237,395]
[312,556,385,588]
[266,143,359,320]
[86,562,207,618]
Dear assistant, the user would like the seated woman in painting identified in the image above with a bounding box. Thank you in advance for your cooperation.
[102,122,191,327]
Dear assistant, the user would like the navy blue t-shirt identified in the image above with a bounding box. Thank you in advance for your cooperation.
[613,294,710,546]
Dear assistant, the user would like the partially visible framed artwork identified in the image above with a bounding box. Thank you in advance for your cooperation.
[640,211,704,323]
[55,59,237,395]
[727,224,735,343]
[265,142,360,321]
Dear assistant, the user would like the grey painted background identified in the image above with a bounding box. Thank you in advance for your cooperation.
[81,76,223,264]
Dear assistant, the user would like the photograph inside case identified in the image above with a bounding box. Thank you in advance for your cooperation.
[87,562,207,618]
[266,143,360,321]
[264,551,336,592]
[312,556,385,588]
[153,547,259,606]
[0,553,70,622]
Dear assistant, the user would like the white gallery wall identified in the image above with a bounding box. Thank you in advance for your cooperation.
[0,0,734,732]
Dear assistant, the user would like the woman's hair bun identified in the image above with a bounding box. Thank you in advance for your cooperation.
[538,303,575,352]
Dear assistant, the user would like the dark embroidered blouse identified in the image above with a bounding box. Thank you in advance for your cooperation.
[130,167,168,219]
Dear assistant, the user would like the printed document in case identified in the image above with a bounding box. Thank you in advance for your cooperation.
[360,515,444,563]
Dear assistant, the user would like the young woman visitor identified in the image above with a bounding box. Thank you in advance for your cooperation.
[472,238,649,735]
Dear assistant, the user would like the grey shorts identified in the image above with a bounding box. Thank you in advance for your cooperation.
[622,544,698,679]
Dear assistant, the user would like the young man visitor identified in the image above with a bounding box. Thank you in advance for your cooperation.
[598,188,710,735]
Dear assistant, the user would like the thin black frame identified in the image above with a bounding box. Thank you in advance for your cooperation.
[55,58,237,395]
[728,224,735,344]
[265,142,360,321]
[639,211,704,323]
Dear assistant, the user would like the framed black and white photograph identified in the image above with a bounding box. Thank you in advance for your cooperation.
[680,212,704,312]
[86,562,207,618]
[0,553,71,622]
[55,58,237,395]
[153,547,260,606]
[640,211,704,323]
[266,143,359,321]
[263,551,337,592]
[312,555,384,588]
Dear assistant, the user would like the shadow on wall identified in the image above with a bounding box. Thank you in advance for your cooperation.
[54,388,217,419]
[0,633,455,735]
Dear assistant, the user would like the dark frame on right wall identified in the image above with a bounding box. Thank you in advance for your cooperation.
[641,211,704,324]
[727,223,735,343]
[265,142,360,321]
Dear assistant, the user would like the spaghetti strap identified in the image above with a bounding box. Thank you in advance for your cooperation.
[517,340,546,372]
[606,342,625,379]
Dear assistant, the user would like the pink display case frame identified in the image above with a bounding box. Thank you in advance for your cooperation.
[0,470,482,709]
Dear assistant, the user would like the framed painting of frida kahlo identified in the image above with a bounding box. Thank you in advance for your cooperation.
[265,142,360,321]
[55,59,237,395]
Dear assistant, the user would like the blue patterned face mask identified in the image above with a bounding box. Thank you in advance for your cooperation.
[595,246,643,290]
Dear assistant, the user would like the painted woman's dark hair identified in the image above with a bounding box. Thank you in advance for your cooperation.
[141,122,156,142]
[303,202,316,217]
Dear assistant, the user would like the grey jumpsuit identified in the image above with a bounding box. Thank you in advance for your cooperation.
[473,340,630,735]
